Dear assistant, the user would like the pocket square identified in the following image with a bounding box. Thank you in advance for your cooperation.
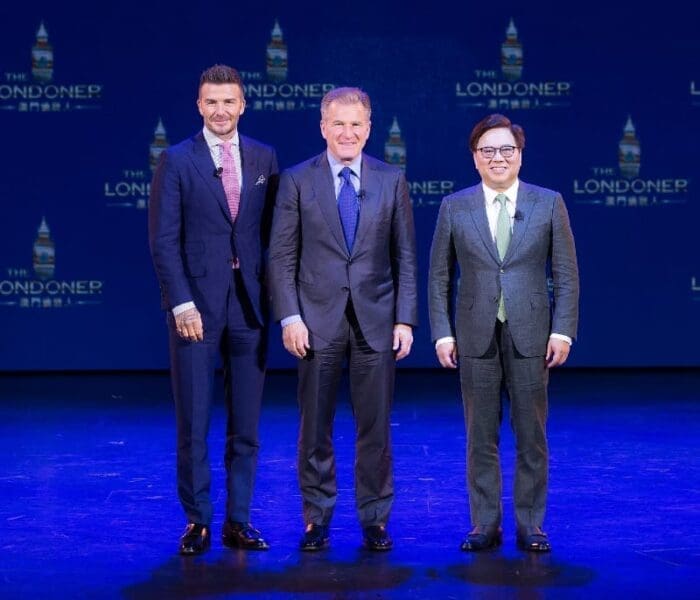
[255,175,266,186]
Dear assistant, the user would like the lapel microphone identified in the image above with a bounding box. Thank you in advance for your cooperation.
[514,210,524,221]
[214,167,223,178]
[357,190,366,200]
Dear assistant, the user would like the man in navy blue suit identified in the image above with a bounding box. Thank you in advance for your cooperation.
[149,64,278,555]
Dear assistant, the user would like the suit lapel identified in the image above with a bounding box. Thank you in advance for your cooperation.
[237,135,257,226]
[504,182,536,262]
[188,132,232,224]
[468,187,500,264]
[352,154,381,256]
[312,153,348,254]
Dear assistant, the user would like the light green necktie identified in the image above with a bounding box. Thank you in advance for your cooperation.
[495,193,511,322]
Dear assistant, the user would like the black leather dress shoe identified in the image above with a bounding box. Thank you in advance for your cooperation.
[300,524,330,551]
[363,525,393,551]
[516,528,551,552]
[460,525,503,551]
[222,521,270,550]
[179,523,210,556]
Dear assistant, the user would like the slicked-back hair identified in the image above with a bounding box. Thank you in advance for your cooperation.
[469,113,525,152]
[199,64,244,94]
[321,87,371,119]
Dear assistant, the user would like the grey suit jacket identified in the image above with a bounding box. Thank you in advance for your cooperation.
[268,152,418,352]
[428,181,579,358]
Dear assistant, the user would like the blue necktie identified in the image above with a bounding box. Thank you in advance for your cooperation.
[337,167,359,252]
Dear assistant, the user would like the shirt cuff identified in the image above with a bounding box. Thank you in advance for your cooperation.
[435,336,456,349]
[549,333,572,345]
[281,314,302,328]
[172,301,196,316]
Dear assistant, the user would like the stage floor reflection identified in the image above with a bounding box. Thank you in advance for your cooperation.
[1,369,698,598]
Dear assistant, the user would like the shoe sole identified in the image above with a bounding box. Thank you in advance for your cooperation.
[300,539,330,551]
[516,540,551,553]
[364,543,393,551]
[460,536,502,552]
[179,541,211,556]
[222,536,270,551]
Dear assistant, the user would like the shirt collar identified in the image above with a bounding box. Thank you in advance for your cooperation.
[203,126,239,150]
[327,151,362,181]
[482,180,519,206]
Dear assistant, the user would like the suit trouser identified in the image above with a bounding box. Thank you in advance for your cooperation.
[169,270,266,525]
[297,302,395,528]
[458,320,549,533]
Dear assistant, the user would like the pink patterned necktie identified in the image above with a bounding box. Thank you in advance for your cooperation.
[220,141,240,222]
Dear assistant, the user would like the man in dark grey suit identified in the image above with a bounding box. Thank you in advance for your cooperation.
[428,114,579,553]
[268,87,417,552]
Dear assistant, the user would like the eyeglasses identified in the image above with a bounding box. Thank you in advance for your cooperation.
[477,145,518,159]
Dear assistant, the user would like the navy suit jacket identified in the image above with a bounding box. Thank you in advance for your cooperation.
[149,131,278,326]
[268,152,418,352]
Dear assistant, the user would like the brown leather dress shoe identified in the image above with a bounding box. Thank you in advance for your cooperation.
[363,525,393,551]
[179,523,210,556]
[460,525,503,551]
[300,524,330,551]
[516,527,551,552]
[222,521,270,550]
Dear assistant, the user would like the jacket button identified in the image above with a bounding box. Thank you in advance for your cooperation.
[500,268,505,273]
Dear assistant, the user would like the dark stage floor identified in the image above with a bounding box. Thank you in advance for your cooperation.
[1,369,699,599]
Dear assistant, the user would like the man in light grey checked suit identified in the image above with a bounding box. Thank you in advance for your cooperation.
[428,113,579,553]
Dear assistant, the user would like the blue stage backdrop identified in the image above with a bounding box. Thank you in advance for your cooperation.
[1,2,698,370]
